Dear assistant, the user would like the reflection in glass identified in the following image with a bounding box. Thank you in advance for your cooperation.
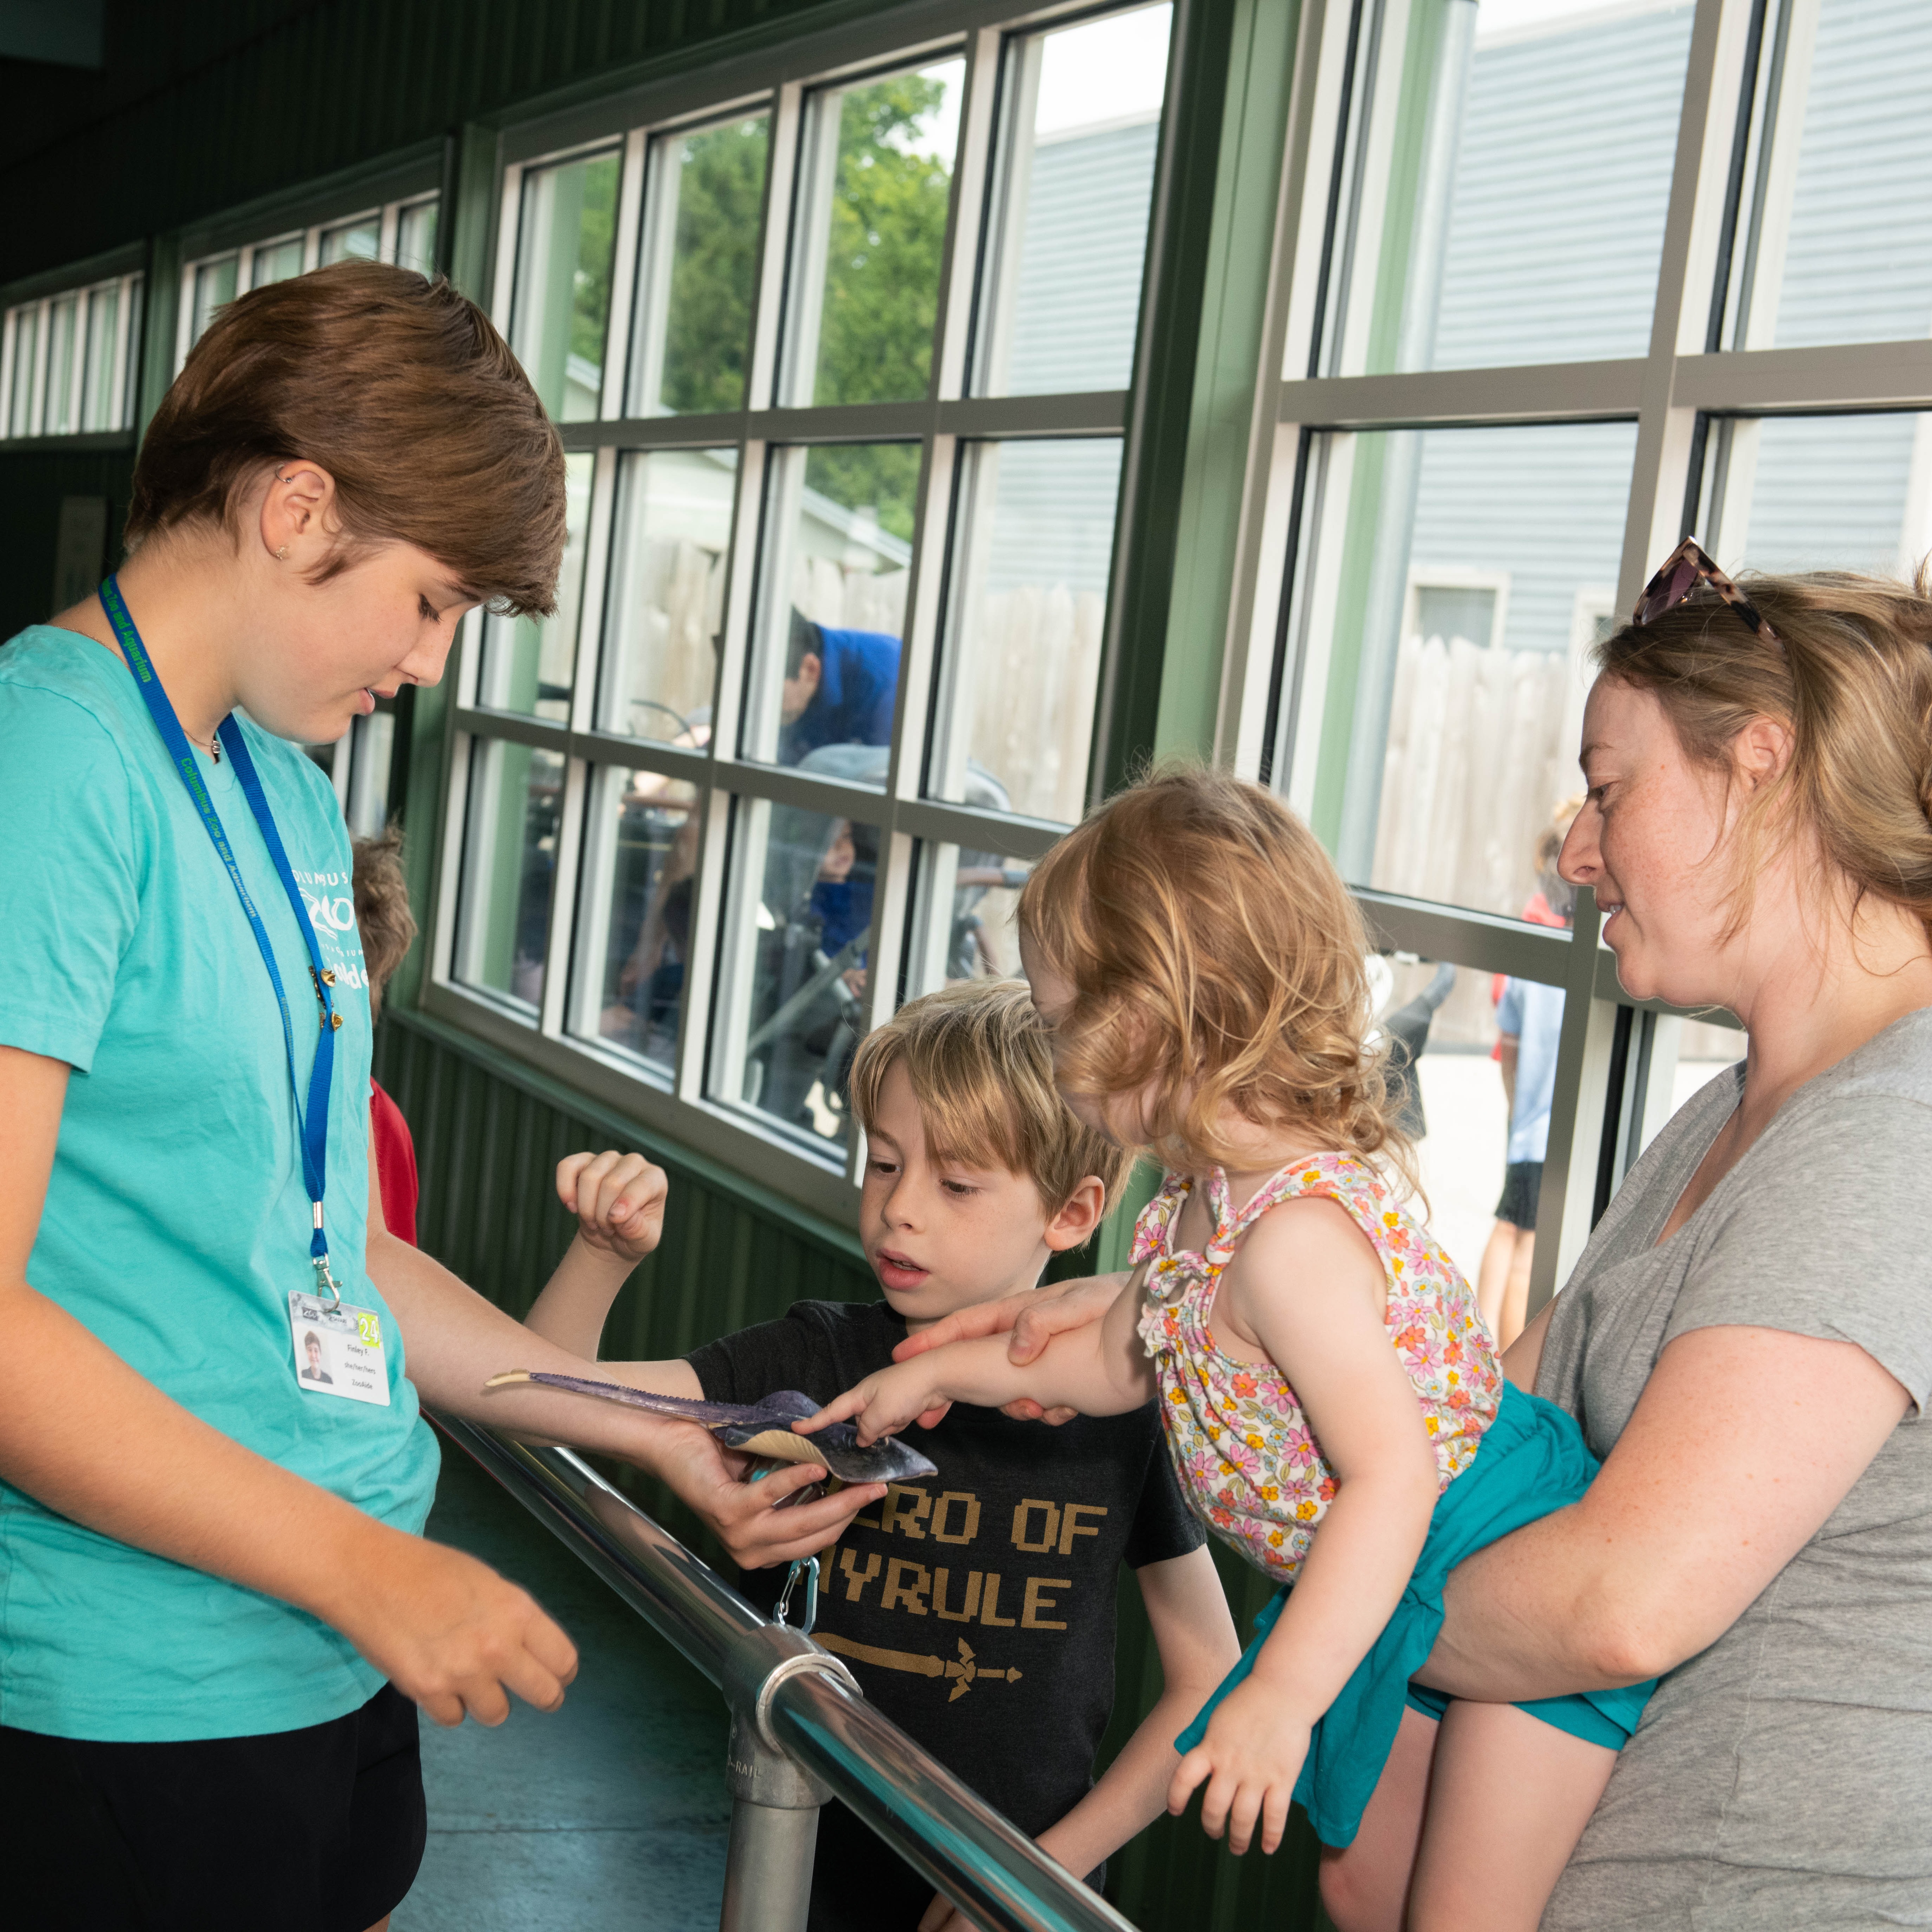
[342,709,396,840]
[570,766,696,1076]
[396,199,439,276]
[1727,3,1932,350]
[192,257,238,344]
[511,148,621,423]
[934,439,1119,824]
[1698,411,1932,580]
[976,5,1170,396]
[456,741,566,1011]
[320,217,380,266]
[44,296,78,435]
[785,60,963,408]
[80,283,121,431]
[251,236,305,289]
[1383,957,1567,1349]
[631,114,769,416]
[8,305,39,435]
[477,451,593,720]
[906,842,1035,999]
[742,444,911,773]
[715,797,879,1151]
[598,449,735,742]
[1323,0,1691,375]
[1297,420,1634,916]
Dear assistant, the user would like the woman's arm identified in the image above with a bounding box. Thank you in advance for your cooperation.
[521,1150,668,1358]
[1502,1299,1553,1392]
[363,1158,884,1570]
[0,1046,576,1729]
[1417,1322,1910,1700]
[918,1547,1240,1932]
[1169,1199,1442,1856]
[802,1270,1155,1441]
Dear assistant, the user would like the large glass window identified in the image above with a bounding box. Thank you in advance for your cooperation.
[178,191,440,358]
[1237,0,1926,1310]
[440,5,1172,1198]
[2,270,143,440]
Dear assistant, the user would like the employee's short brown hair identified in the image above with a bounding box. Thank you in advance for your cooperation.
[127,260,565,616]
[848,980,1130,1215]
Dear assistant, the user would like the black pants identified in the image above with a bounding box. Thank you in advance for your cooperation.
[0,1682,426,1932]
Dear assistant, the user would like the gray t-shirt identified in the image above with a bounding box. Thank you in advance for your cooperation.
[1537,1009,1932,1930]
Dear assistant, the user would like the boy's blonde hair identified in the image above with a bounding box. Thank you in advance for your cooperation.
[1018,765,1415,1185]
[849,980,1130,1213]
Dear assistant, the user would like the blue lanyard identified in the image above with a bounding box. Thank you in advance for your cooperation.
[99,575,345,1304]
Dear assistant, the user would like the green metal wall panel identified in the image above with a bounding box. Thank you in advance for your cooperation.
[0,0,891,284]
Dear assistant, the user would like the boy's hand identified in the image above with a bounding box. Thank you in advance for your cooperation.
[1169,1676,1309,1857]
[797,1360,940,1448]
[556,1151,667,1266]
[323,1525,580,1729]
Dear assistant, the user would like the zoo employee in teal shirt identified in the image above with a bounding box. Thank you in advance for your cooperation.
[0,263,883,1932]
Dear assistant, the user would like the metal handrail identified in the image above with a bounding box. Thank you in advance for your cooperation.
[435,1415,1141,1932]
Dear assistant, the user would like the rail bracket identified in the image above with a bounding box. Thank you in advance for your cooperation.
[721,1622,857,1807]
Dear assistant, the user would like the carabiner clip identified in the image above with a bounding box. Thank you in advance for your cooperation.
[773,1555,820,1637]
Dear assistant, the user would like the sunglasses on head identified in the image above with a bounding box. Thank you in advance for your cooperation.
[1632,537,1780,648]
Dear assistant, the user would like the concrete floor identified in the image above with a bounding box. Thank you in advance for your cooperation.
[391,1445,732,1932]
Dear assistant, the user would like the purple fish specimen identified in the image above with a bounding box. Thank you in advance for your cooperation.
[484,1371,938,1485]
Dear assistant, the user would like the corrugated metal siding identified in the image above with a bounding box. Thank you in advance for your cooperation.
[1430,2,1694,370]
[1003,118,1161,396]
[1772,0,1932,348]
[373,1007,1330,1932]
[1408,420,1637,657]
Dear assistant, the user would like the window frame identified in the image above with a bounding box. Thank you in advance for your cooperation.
[425,0,1173,1224]
[1213,0,1932,1314]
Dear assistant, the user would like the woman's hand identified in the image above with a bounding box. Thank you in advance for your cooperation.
[319,1523,579,1729]
[646,1421,887,1570]
[555,1150,668,1266]
[891,1271,1128,1425]
[1169,1676,1310,1857]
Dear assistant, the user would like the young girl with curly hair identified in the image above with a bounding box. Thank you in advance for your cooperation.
[806,765,1653,1932]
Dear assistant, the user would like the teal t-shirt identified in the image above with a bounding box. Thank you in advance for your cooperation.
[0,625,439,1742]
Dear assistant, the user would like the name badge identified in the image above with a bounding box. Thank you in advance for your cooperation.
[287,1290,391,1406]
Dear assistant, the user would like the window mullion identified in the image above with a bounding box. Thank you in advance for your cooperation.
[602,128,648,420]
[1616,0,1757,611]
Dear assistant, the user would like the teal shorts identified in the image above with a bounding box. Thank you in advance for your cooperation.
[1176,1380,1655,1848]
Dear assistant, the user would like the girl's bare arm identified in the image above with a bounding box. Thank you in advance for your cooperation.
[1168,1197,1441,1856]
[804,1269,1155,1441]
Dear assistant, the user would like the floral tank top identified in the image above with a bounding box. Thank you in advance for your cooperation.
[1133,1152,1502,1585]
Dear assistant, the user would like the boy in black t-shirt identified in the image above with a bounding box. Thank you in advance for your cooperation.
[525,980,1238,1932]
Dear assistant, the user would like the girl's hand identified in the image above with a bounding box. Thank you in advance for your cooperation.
[555,1150,668,1266]
[1169,1676,1310,1857]
[325,1526,580,1729]
[798,1361,940,1446]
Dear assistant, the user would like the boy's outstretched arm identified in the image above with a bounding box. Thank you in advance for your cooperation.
[802,1270,1155,1445]
[918,1545,1239,1932]
[522,1151,669,1358]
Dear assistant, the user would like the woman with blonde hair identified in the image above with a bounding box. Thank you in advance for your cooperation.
[907,541,1932,1926]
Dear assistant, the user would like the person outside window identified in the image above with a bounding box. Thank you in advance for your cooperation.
[1477,799,1582,1348]
[779,608,901,765]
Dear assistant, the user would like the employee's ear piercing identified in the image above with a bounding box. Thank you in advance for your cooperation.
[277,544,290,561]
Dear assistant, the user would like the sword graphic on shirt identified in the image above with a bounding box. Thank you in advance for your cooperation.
[816,1632,1022,1702]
